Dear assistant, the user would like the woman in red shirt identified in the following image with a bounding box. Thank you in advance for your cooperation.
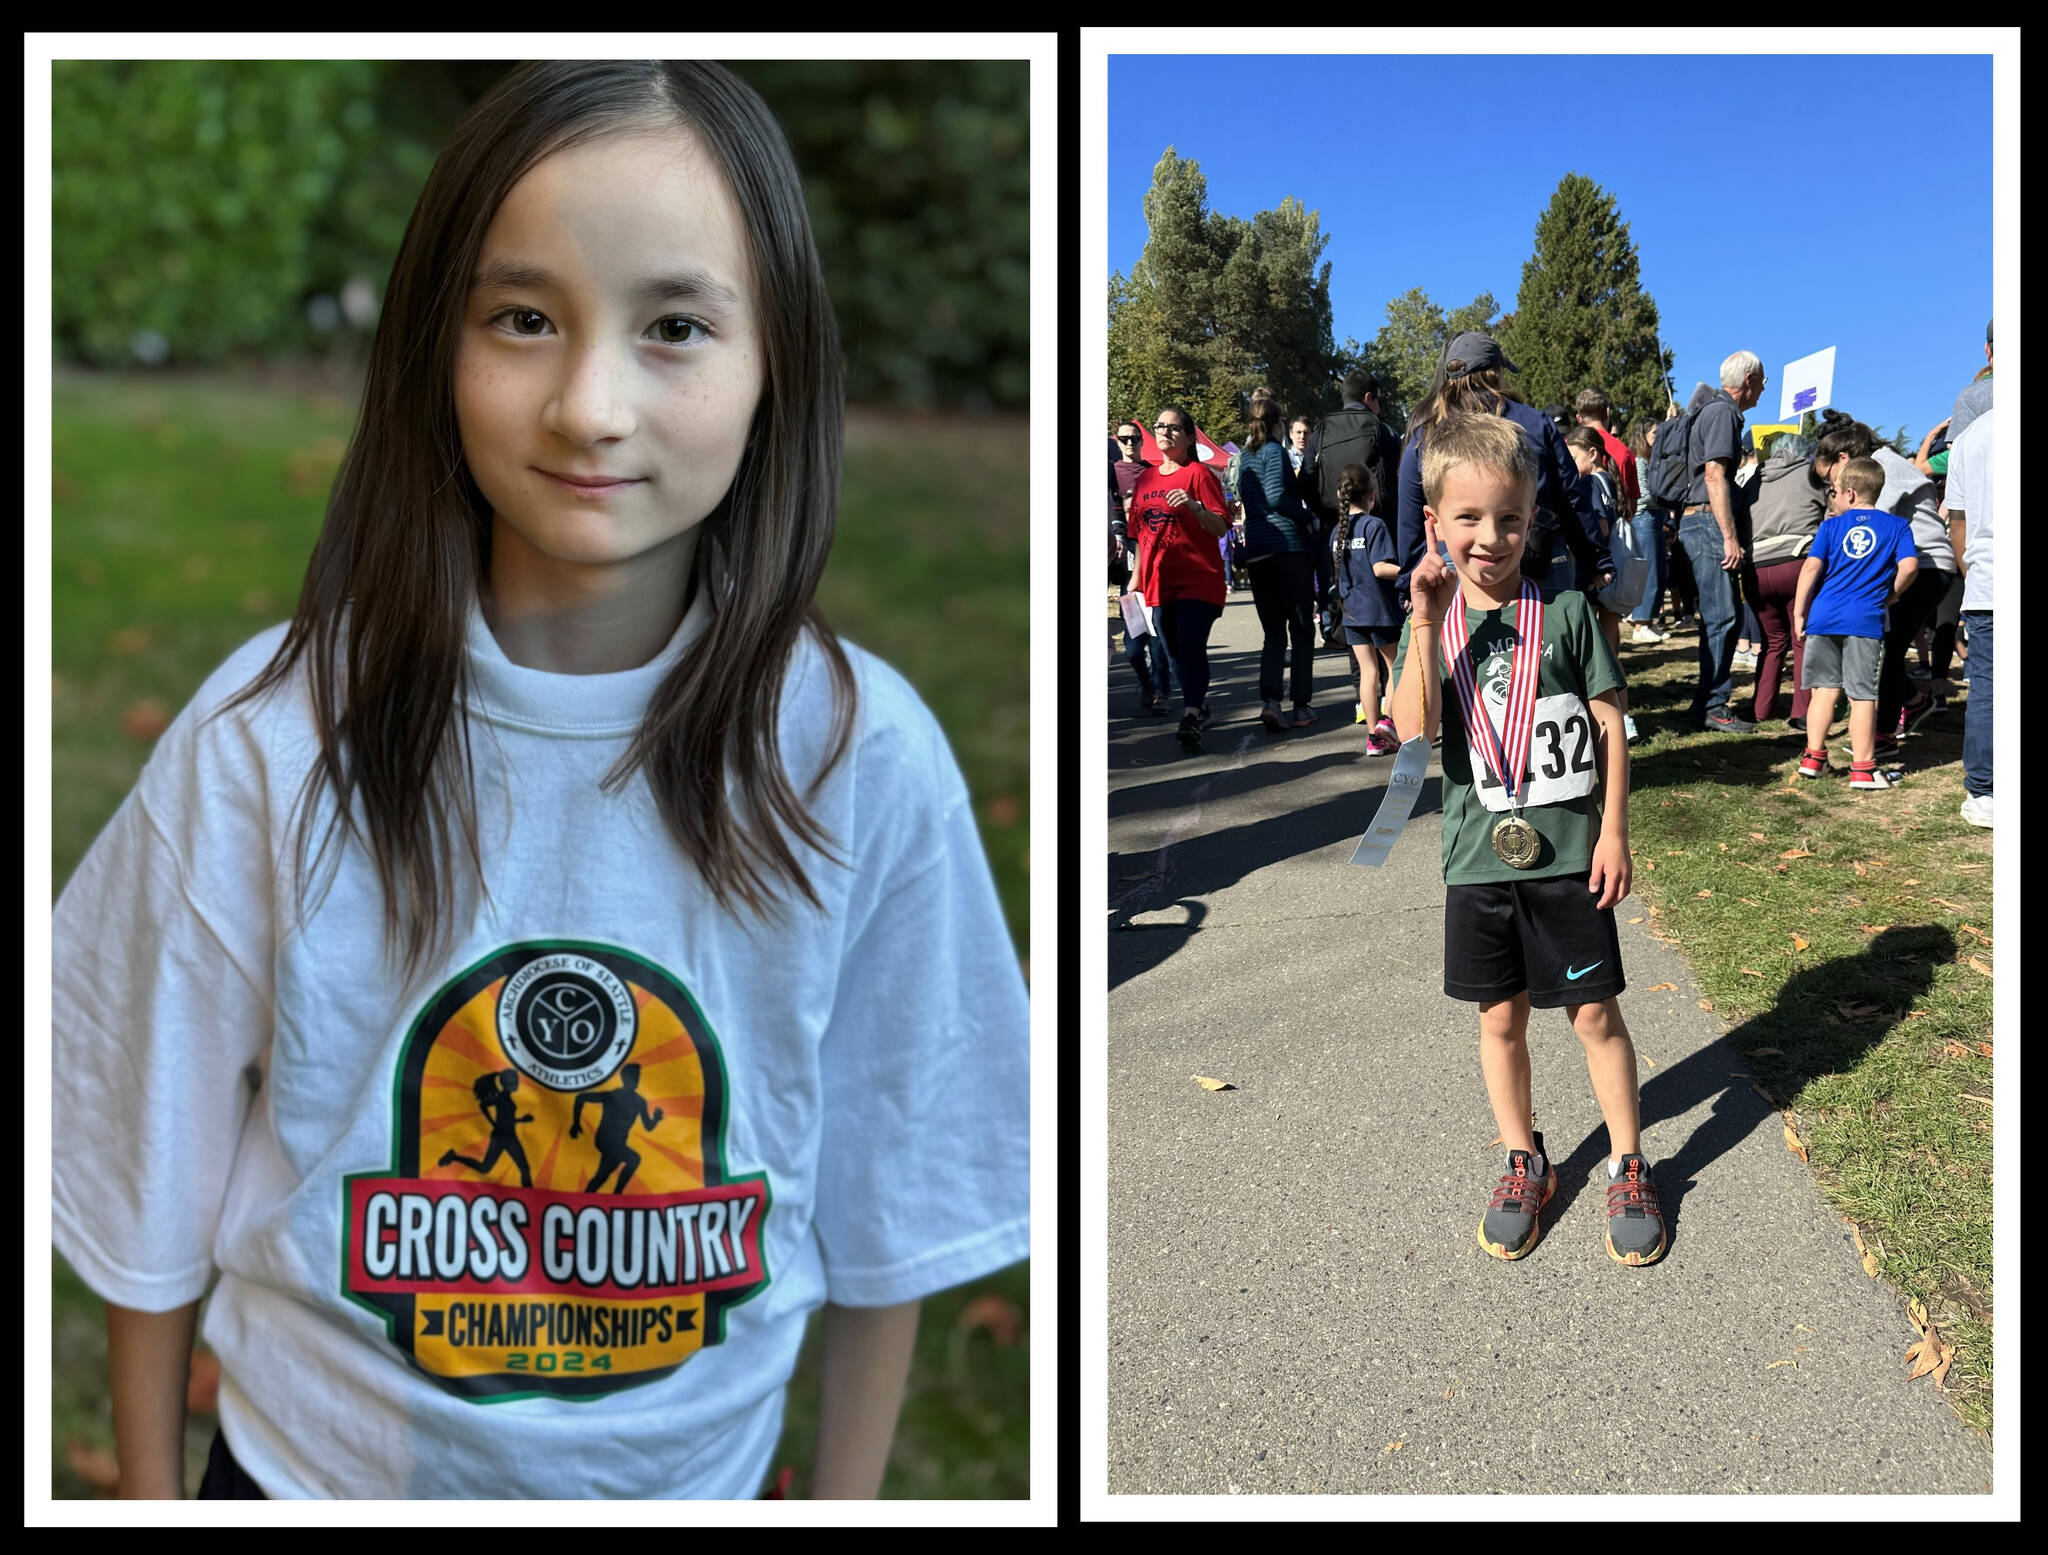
[1129,405,1231,751]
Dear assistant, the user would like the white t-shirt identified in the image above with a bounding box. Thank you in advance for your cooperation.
[50,589,1029,1499]
[1944,410,1995,612]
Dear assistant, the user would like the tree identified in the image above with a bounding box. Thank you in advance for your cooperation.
[1496,173,1673,430]
[1338,288,1501,433]
[1107,147,1336,435]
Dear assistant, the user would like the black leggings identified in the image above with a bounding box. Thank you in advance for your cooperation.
[1928,568,1964,677]
[1157,597,1223,713]
[1246,550,1316,706]
[1876,565,1953,734]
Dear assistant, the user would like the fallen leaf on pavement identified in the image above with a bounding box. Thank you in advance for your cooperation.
[1193,1075,1234,1091]
[1930,1344,1956,1390]
[1747,832,1768,842]
[1665,850,1686,856]
[1697,998,1715,1012]
[1384,1440,1405,1453]
[1741,968,1762,977]
[1958,924,1992,945]
[1931,898,1970,913]
[1795,1323,1815,1333]
[1902,878,1919,886]
[1863,1249,1881,1277]
[1646,982,1676,992]
[1849,1223,1867,1255]
[1907,1298,1929,1334]
[65,1437,121,1491]
[1852,861,1867,877]
[1641,1053,1656,1067]
[1859,924,1886,934]
[1967,956,1993,978]
[1792,935,1809,951]
[1695,889,1714,898]
[1904,1335,1942,1380]
[1941,1040,1972,1060]
[1794,1346,1809,1354]
[1739,897,1761,906]
[1781,848,1814,859]
[1627,916,1644,924]
[1645,905,1661,916]
[1765,1360,1798,1370]
[1978,1042,1993,1058]
[1961,1093,1993,1107]
[1783,1125,1808,1162]
[955,1293,1024,1347]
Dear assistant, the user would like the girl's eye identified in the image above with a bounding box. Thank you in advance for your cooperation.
[485,307,712,348]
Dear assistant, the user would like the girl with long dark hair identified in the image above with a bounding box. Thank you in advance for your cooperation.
[54,60,1026,1502]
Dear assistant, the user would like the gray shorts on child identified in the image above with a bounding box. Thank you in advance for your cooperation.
[1801,632,1881,701]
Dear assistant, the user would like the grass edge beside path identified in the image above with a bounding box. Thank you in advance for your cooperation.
[1615,631,1992,1438]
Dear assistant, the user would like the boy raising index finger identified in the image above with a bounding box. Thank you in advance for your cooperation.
[1388,413,1662,1270]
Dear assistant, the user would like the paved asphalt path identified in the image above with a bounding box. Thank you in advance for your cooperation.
[1105,592,1992,1496]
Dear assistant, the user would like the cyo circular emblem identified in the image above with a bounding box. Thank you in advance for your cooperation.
[1844,525,1875,559]
[496,952,637,1091]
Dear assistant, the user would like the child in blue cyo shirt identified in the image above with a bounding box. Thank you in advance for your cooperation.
[1793,456,1918,790]
[1331,463,1401,753]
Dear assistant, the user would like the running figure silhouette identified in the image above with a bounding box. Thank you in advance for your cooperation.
[570,1063,666,1193]
[438,1069,535,1188]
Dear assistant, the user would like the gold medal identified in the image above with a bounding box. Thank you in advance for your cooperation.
[1491,812,1541,869]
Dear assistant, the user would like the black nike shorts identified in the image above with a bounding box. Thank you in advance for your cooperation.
[1443,871,1626,1009]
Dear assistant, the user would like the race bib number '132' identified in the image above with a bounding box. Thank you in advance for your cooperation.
[1466,691,1598,813]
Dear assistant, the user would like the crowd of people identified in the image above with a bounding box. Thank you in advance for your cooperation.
[1109,321,1995,826]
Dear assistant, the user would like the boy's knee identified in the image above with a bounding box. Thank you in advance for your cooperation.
[1570,998,1625,1038]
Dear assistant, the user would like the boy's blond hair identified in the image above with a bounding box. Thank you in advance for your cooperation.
[1419,413,1537,510]
[1837,456,1886,507]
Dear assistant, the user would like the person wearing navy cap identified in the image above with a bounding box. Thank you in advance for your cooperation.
[1393,332,1613,610]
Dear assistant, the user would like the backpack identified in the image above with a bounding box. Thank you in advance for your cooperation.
[1646,400,1705,508]
[1311,407,1386,519]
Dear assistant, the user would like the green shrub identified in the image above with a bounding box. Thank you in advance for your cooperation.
[52,60,405,366]
[52,60,1027,408]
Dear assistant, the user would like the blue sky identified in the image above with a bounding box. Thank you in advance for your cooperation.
[1108,53,1993,441]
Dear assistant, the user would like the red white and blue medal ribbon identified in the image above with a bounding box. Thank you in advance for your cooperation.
[1441,578,1544,811]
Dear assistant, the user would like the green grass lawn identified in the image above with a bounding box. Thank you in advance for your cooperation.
[48,364,1030,1498]
[1615,627,1992,1434]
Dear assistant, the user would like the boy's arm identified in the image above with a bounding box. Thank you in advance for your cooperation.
[1889,555,1920,602]
[1372,560,1399,579]
[106,1298,201,1498]
[1791,554,1825,635]
[1586,690,1631,910]
[810,1298,922,1497]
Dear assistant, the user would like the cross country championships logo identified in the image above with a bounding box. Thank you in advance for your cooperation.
[342,942,771,1401]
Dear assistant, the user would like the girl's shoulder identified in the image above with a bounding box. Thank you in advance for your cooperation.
[778,629,966,810]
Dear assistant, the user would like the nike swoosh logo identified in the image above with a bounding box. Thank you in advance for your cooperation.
[1565,961,1604,981]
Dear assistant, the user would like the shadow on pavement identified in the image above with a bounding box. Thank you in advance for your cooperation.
[1540,925,1956,1255]
[1107,776,1443,992]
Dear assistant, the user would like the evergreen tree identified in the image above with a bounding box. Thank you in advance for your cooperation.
[1345,287,1500,433]
[1497,173,1673,430]
[1106,147,1336,436]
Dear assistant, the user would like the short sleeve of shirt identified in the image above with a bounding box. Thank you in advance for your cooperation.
[1190,461,1228,515]
[1694,400,1740,473]
[51,703,278,1311]
[1367,516,1395,570]
[1571,592,1625,704]
[811,694,1029,1307]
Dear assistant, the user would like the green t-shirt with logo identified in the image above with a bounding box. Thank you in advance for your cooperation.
[1390,588,1626,886]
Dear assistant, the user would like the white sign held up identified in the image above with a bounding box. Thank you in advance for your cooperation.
[1780,346,1837,423]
